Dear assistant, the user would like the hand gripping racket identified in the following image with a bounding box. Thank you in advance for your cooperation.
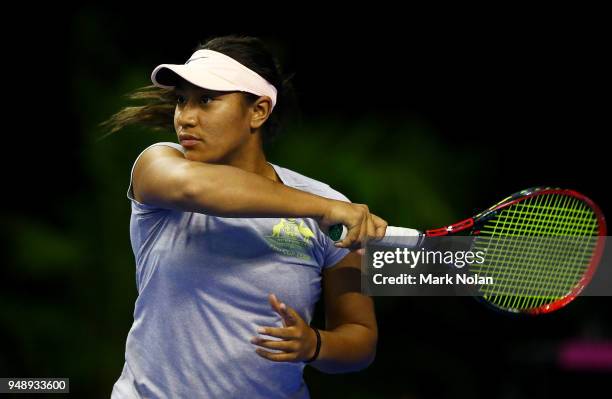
[329,187,607,314]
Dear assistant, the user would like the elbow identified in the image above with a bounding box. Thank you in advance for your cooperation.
[364,346,377,369]
[321,332,378,375]
[357,326,378,370]
[344,324,378,373]
[324,351,376,375]
[355,329,378,371]
[354,339,377,372]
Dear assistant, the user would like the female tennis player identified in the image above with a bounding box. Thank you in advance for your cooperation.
[107,36,387,398]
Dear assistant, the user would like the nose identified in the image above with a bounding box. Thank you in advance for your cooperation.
[176,102,198,129]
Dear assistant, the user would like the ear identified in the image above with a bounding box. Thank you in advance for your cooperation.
[249,96,273,130]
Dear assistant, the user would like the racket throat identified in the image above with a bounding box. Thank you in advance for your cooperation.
[426,218,475,236]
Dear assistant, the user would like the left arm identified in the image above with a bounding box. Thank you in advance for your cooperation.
[252,213,384,371]
[309,251,378,373]
[252,251,378,373]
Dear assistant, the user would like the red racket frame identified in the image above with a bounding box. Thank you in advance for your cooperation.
[423,187,606,314]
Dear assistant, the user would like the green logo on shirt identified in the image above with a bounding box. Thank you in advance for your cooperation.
[265,218,315,260]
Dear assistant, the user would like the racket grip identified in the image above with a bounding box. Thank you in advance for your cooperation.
[328,224,423,247]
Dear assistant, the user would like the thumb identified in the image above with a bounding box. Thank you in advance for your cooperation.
[279,302,298,326]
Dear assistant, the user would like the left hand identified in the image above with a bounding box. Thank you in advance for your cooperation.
[251,293,317,363]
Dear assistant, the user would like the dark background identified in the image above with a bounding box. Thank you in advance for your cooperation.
[1,6,609,399]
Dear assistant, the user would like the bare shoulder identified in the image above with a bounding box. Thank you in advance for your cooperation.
[132,145,190,206]
[134,145,185,170]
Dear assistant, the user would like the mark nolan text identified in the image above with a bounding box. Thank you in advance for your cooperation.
[373,273,494,285]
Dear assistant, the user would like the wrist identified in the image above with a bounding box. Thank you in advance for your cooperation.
[313,197,333,223]
[316,198,344,230]
[304,326,321,363]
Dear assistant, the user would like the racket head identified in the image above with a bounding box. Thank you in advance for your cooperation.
[465,187,606,315]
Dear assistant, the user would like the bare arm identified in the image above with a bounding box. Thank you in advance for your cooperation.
[133,146,329,218]
[309,251,378,373]
[132,145,386,247]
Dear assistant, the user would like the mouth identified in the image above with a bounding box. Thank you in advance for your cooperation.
[179,133,202,141]
[178,133,203,148]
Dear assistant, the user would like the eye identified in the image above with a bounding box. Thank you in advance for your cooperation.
[200,96,213,104]
[175,95,186,105]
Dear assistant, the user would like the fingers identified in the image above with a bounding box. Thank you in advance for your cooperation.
[256,326,297,339]
[354,216,375,256]
[268,293,286,327]
[372,214,388,240]
[334,204,368,249]
[366,213,377,242]
[335,204,387,249]
[268,294,281,314]
[251,336,297,352]
[335,222,360,249]
[268,293,282,312]
[252,324,312,363]
[255,297,315,363]
[351,216,368,250]
[268,293,297,327]
[254,348,298,362]
[252,326,300,363]
[279,303,297,325]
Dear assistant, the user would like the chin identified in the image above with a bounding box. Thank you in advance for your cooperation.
[183,152,201,162]
[184,149,224,164]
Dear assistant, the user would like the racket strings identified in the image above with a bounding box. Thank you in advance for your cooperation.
[481,199,595,309]
[490,195,595,307]
[482,194,566,308]
[479,196,595,283]
[472,194,600,312]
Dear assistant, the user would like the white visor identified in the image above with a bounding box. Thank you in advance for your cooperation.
[151,49,278,109]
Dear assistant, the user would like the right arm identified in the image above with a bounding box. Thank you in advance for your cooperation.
[132,146,387,248]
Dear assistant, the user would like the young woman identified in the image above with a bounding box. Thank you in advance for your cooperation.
[107,36,387,399]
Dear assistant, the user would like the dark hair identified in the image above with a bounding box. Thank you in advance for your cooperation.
[100,35,297,145]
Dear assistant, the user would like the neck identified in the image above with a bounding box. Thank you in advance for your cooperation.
[224,134,280,183]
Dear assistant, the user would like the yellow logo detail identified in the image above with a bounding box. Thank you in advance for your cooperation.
[266,218,316,260]
[271,218,315,242]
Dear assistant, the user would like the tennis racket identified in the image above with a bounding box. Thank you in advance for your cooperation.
[329,187,607,314]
